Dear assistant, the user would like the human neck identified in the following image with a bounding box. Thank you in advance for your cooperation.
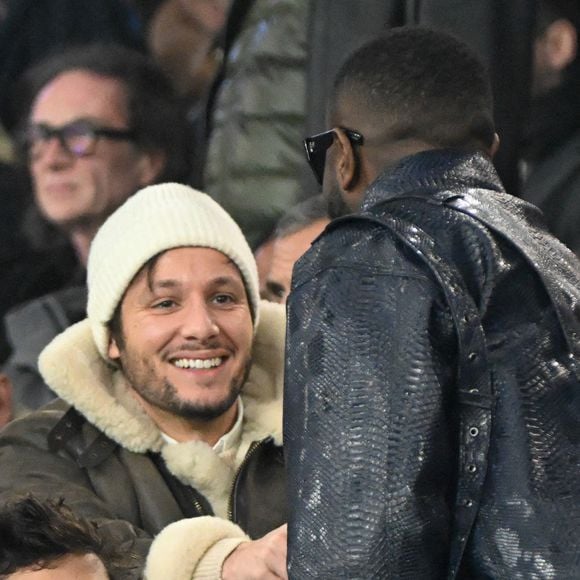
[347,139,435,213]
[69,225,101,267]
[375,139,436,172]
[138,396,239,446]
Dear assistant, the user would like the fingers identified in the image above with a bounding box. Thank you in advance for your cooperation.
[264,525,287,578]
[221,524,288,580]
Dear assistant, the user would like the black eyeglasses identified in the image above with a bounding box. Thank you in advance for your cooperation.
[304,127,364,185]
[23,119,136,160]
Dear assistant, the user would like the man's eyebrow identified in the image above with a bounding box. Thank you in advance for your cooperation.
[150,275,243,289]
[150,279,182,290]
[212,275,244,288]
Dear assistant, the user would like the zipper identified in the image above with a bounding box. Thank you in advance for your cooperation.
[185,486,210,517]
[148,451,213,518]
[227,438,269,521]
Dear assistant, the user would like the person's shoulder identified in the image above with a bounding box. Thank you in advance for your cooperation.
[5,285,86,324]
[4,285,86,346]
[0,399,70,439]
[294,212,424,279]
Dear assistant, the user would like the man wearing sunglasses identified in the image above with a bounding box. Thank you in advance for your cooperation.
[1,44,190,414]
[285,27,580,578]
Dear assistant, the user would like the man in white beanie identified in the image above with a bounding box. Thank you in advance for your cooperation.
[0,183,288,580]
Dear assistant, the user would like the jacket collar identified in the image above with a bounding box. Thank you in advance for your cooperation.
[38,300,286,454]
[361,149,505,212]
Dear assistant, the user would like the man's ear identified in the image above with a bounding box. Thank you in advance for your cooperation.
[108,336,120,360]
[0,373,13,428]
[542,18,577,72]
[489,133,500,158]
[333,128,358,191]
[137,150,167,187]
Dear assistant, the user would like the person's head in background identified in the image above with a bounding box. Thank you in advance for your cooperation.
[0,495,133,579]
[15,43,191,265]
[145,0,231,101]
[259,195,330,304]
[532,0,580,96]
[315,27,497,219]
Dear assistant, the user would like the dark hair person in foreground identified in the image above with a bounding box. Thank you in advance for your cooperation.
[0,495,133,579]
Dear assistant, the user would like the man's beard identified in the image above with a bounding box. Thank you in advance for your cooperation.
[325,185,351,219]
[120,352,252,423]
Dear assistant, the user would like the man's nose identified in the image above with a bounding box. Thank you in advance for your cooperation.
[180,301,219,341]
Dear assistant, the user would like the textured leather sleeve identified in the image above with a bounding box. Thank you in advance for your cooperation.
[284,224,458,579]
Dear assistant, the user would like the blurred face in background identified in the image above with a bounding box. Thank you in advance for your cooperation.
[262,219,330,303]
[28,70,159,232]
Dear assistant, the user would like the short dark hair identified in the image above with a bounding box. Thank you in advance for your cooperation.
[0,495,134,578]
[331,26,496,151]
[15,42,191,182]
[107,252,162,352]
[274,194,329,239]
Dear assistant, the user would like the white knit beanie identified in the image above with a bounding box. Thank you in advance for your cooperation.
[87,183,260,360]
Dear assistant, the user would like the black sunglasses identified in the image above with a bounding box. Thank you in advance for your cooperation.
[303,127,364,185]
[23,119,136,160]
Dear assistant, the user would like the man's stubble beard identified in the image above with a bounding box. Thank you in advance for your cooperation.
[120,352,252,423]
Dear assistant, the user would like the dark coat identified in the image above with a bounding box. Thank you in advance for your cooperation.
[3,285,87,412]
[522,129,580,256]
[520,74,580,256]
[285,149,580,579]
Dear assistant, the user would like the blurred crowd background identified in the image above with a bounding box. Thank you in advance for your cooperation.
[1,0,579,418]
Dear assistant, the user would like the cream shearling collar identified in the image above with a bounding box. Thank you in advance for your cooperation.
[38,300,285,457]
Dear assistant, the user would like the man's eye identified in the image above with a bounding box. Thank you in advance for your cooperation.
[213,294,234,304]
[153,299,176,309]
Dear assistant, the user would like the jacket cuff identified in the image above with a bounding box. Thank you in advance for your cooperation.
[145,516,248,580]
[194,537,248,579]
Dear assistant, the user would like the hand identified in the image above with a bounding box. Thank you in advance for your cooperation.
[221,524,288,579]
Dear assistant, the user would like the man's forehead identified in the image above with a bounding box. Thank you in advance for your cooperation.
[139,247,242,289]
[273,219,329,266]
[32,70,129,124]
[8,553,109,579]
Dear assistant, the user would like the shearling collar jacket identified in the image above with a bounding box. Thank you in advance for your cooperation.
[0,300,286,580]
[285,149,580,579]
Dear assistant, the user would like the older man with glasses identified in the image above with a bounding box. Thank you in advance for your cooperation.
[2,43,190,414]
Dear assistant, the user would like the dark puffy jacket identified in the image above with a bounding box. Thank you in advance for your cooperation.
[285,149,580,579]
[203,0,310,248]
[521,129,580,256]
[520,74,580,256]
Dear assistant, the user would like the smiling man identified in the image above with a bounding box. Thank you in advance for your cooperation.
[0,183,287,580]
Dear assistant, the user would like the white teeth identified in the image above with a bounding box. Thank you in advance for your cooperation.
[173,357,223,369]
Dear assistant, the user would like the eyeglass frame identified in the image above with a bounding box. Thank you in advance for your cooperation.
[303,127,364,185]
[22,119,136,160]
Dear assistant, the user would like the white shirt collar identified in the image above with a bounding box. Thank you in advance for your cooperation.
[160,397,244,453]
